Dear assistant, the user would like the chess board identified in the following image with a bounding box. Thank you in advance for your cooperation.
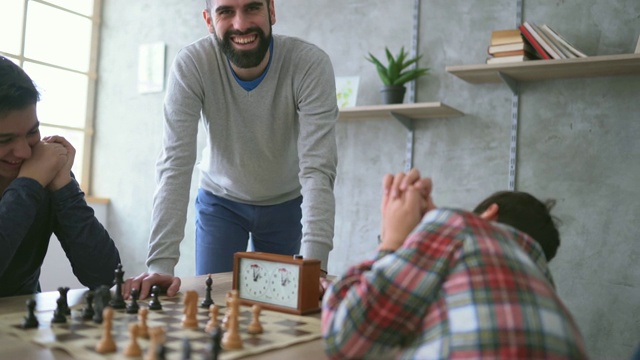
[0,295,322,360]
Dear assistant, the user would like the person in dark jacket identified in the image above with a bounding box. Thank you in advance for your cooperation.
[0,56,121,297]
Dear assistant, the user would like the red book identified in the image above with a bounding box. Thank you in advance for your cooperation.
[518,24,551,60]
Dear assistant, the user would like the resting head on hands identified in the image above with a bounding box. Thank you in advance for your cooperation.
[0,56,76,192]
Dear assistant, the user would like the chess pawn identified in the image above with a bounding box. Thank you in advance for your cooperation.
[181,290,199,329]
[138,307,149,339]
[247,304,263,335]
[22,298,39,329]
[205,304,219,333]
[221,291,232,330]
[148,285,163,310]
[123,323,142,357]
[82,291,95,320]
[126,288,140,314]
[221,299,243,350]
[96,307,117,353]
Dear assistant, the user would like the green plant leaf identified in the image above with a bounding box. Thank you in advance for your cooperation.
[367,46,430,86]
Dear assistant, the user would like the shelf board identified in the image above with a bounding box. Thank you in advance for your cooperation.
[338,102,464,121]
[446,53,640,84]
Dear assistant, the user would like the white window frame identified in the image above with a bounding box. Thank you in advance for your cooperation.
[0,0,103,193]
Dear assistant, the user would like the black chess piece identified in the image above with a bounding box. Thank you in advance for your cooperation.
[82,291,95,320]
[57,286,71,315]
[200,274,214,308]
[92,285,112,324]
[156,343,167,360]
[126,288,140,314]
[148,285,162,310]
[181,337,192,360]
[109,263,126,309]
[207,325,222,360]
[22,298,39,329]
[51,296,67,324]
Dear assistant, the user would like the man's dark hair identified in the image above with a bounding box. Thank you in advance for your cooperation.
[473,191,561,262]
[0,56,40,118]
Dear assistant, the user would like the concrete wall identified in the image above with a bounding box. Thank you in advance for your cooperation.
[93,0,640,358]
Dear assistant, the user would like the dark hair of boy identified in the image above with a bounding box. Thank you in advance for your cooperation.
[473,191,561,261]
[0,56,40,117]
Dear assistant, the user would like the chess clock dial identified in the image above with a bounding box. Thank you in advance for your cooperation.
[268,264,299,305]
[240,262,270,297]
[233,252,321,315]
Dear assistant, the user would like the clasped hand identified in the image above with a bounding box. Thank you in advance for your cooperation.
[379,168,436,252]
[18,135,74,190]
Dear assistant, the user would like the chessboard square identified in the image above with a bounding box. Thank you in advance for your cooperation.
[55,332,87,342]
[165,333,209,346]
[159,309,183,317]
[113,333,129,342]
[65,322,97,331]
[151,315,178,323]
[278,328,312,337]
[244,336,274,347]
[161,297,182,304]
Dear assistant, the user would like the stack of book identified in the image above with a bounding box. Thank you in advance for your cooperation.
[486,29,540,64]
[518,21,588,60]
[486,23,587,64]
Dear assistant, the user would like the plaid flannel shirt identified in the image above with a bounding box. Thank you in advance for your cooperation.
[322,208,587,359]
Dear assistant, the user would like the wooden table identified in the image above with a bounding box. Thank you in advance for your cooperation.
[0,273,327,359]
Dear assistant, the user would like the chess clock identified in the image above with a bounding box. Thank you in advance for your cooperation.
[232,252,321,315]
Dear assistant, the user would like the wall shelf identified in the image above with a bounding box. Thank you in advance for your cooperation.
[446,53,640,190]
[338,102,463,121]
[445,53,640,84]
[338,102,464,171]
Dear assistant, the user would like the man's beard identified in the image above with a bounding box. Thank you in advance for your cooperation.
[215,26,272,69]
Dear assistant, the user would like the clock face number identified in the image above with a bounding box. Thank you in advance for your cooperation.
[241,263,268,297]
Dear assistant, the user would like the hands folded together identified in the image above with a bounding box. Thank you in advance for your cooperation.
[379,168,436,252]
[19,135,74,190]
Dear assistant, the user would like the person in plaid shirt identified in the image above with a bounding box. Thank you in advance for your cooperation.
[322,169,587,359]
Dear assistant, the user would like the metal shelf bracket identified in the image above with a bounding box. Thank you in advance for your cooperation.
[390,111,415,172]
[498,72,519,95]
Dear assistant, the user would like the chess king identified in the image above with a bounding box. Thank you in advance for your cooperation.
[0,56,121,297]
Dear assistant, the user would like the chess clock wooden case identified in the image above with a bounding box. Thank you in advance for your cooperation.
[232,252,321,315]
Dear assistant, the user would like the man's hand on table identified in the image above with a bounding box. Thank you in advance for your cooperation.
[123,272,181,300]
[319,270,332,300]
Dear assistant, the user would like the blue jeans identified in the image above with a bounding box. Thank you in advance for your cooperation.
[195,188,302,274]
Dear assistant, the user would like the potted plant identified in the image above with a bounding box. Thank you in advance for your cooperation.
[365,46,430,104]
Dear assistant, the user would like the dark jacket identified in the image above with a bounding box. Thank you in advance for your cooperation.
[0,175,120,297]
